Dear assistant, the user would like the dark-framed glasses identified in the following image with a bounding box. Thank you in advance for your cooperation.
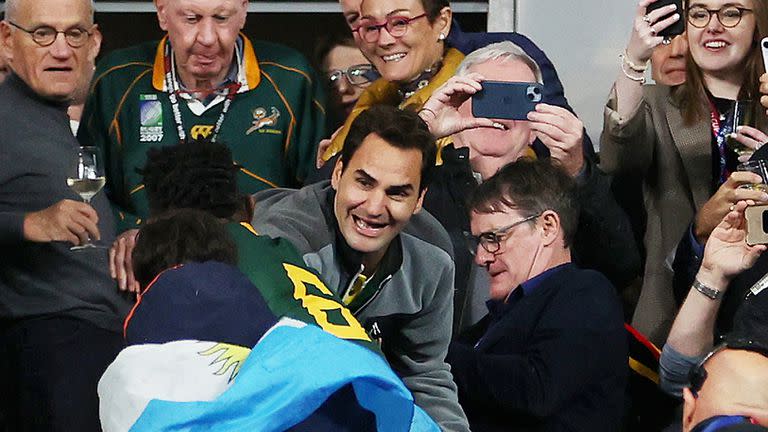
[687,5,753,28]
[327,63,380,88]
[357,13,427,43]
[8,21,92,48]
[463,213,541,256]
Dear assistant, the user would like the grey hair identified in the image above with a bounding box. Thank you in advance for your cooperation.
[4,0,96,23]
[455,41,543,84]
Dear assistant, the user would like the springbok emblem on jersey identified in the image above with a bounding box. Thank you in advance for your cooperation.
[246,107,280,135]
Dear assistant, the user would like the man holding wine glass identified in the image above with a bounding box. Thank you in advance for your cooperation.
[0,0,132,430]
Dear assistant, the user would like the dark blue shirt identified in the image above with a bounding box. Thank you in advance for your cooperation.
[486,263,570,322]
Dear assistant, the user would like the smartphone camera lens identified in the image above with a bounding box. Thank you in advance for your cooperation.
[763,40,768,49]
[527,86,542,102]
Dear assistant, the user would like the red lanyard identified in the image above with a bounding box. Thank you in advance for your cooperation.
[707,97,733,185]
[708,99,722,137]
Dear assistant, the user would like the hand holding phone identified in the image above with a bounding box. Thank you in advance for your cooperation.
[646,0,684,38]
[527,104,586,177]
[471,81,543,120]
[418,73,499,138]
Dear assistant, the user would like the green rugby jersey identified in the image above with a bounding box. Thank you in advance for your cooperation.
[228,222,378,352]
[78,36,326,232]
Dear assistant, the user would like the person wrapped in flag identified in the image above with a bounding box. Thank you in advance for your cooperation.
[99,208,439,431]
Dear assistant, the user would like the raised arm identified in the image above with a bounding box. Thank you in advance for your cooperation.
[615,0,680,119]
[661,201,766,395]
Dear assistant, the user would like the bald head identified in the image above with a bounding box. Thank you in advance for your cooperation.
[4,0,95,24]
[683,349,768,431]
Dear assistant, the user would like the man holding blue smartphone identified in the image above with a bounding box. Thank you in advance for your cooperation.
[418,41,640,331]
[337,0,598,164]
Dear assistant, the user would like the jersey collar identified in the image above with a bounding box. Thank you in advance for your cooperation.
[152,33,261,94]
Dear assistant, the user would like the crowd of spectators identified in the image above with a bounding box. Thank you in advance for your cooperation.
[1,0,768,431]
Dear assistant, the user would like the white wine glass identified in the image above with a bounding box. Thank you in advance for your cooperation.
[67,146,106,250]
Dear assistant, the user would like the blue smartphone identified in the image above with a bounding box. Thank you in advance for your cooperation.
[472,81,543,120]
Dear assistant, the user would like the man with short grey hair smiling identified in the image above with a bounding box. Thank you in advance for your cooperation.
[0,0,131,430]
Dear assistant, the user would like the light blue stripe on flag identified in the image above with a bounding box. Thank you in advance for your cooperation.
[131,324,439,432]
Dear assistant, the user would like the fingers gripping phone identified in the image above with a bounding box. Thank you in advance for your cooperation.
[471,81,543,121]
[646,0,684,38]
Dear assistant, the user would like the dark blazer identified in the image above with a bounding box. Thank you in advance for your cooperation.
[425,146,640,333]
[446,264,628,432]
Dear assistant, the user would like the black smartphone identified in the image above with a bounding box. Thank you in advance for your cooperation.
[646,0,684,38]
[471,81,543,120]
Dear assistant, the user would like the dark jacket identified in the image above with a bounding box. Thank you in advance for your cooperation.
[424,145,640,332]
[446,264,627,432]
[0,74,131,331]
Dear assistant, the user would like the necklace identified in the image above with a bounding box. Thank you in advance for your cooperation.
[398,58,443,100]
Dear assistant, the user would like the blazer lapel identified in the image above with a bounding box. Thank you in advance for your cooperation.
[666,97,713,208]
[474,320,507,351]
[474,304,523,351]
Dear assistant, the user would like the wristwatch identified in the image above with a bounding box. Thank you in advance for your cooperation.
[693,278,724,300]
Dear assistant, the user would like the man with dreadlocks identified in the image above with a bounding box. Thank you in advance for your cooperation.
[134,136,376,350]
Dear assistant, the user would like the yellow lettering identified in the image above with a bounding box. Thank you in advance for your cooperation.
[190,125,214,139]
[283,263,370,341]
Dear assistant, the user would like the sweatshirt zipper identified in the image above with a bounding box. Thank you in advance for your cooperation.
[353,274,393,316]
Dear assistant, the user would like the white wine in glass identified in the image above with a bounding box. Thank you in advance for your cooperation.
[67,146,106,250]
[66,177,106,203]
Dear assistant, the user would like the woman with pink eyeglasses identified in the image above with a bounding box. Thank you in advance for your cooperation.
[320,0,456,163]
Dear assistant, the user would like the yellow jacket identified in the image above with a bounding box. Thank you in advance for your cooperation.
[322,48,465,162]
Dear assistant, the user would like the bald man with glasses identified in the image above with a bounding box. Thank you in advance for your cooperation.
[0,0,132,430]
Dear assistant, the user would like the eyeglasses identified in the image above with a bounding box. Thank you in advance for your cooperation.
[327,64,380,88]
[357,13,428,43]
[687,5,753,28]
[464,213,541,256]
[8,21,92,48]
